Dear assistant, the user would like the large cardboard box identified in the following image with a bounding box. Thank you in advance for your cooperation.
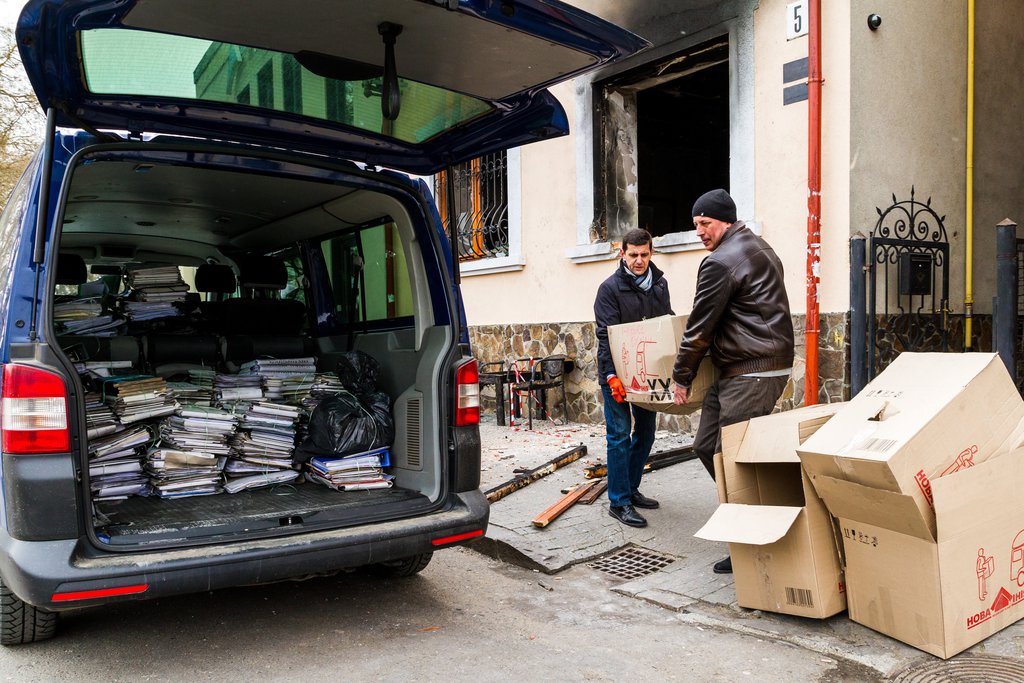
[694,404,846,618]
[606,315,716,415]
[819,451,1024,658]
[797,352,1024,539]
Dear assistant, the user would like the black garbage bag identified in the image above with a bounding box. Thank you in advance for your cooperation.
[295,391,394,463]
[336,350,381,397]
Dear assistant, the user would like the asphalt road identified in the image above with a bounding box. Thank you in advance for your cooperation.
[0,546,880,682]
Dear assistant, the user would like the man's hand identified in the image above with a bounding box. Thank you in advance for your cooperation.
[673,384,689,405]
[608,376,627,403]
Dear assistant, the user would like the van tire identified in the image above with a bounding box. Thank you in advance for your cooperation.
[0,577,57,645]
[365,553,433,578]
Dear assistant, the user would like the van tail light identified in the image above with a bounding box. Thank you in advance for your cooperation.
[454,359,480,427]
[1,364,71,454]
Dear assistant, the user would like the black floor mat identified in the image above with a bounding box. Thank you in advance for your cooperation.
[95,481,428,544]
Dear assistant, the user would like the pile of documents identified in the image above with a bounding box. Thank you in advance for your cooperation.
[305,446,394,491]
[187,369,216,404]
[228,401,302,473]
[167,381,214,406]
[88,424,153,501]
[123,265,189,321]
[144,448,225,498]
[55,297,125,336]
[299,372,346,411]
[239,357,317,401]
[215,372,264,403]
[159,405,238,455]
[103,376,178,424]
[85,392,119,439]
[75,359,135,381]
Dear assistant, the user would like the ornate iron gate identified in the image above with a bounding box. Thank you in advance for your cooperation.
[866,188,950,379]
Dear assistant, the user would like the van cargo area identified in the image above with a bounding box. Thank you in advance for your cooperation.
[48,142,461,548]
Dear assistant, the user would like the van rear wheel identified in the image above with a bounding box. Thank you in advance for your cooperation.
[365,553,433,578]
[0,577,57,645]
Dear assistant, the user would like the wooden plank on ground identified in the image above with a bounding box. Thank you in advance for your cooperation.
[577,479,607,505]
[531,480,600,528]
[485,445,587,503]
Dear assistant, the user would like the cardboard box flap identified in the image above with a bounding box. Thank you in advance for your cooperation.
[694,503,802,545]
[810,475,935,541]
[865,351,998,390]
[932,446,1024,541]
[724,403,842,465]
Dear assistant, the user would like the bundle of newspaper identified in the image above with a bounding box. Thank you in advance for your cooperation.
[305,446,394,491]
[103,376,178,424]
[214,372,264,404]
[84,392,119,439]
[123,265,189,321]
[144,448,225,498]
[88,424,153,501]
[239,357,317,401]
[227,401,302,473]
[159,405,238,455]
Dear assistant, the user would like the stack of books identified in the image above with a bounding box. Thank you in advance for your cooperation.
[228,402,301,473]
[305,447,394,491]
[88,424,153,501]
[103,376,178,424]
[144,448,225,498]
[123,265,190,321]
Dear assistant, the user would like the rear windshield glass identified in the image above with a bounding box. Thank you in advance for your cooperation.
[79,28,493,144]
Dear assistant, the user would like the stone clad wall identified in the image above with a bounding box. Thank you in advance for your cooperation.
[468,311,850,433]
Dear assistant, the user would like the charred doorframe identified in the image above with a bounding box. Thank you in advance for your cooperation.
[567,16,756,263]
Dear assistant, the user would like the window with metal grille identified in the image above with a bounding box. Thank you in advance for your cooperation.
[434,152,509,262]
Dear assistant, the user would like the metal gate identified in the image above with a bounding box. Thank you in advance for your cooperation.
[866,188,950,380]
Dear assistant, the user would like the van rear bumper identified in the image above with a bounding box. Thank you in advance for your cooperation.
[0,490,488,610]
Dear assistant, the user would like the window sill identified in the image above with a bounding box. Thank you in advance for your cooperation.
[460,255,526,276]
[566,242,618,264]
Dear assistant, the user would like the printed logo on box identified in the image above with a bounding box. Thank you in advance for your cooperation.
[966,531,1024,630]
[914,469,933,509]
[941,444,978,476]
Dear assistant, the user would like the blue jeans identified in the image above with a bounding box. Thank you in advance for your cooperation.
[601,384,657,507]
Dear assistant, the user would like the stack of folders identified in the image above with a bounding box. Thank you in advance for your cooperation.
[305,447,394,491]
[56,297,125,336]
[144,448,225,498]
[215,373,264,403]
[167,381,213,406]
[299,372,345,411]
[103,376,178,424]
[159,405,238,455]
[85,392,119,439]
[239,357,318,401]
[76,359,135,381]
[188,369,216,404]
[228,402,302,472]
[123,266,189,322]
[88,425,153,501]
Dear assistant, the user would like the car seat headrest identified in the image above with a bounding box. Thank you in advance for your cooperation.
[237,255,287,290]
[195,263,237,294]
[56,253,88,285]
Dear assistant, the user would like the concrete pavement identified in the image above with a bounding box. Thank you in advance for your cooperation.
[471,414,1024,679]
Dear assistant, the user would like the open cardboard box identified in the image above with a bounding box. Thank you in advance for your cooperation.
[797,352,1024,539]
[606,314,716,415]
[695,403,846,618]
[813,449,1024,658]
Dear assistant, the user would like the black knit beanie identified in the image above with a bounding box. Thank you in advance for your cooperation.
[691,189,737,224]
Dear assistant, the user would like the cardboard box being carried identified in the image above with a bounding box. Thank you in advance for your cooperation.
[695,403,846,618]
[797,352,1024,540]
[606,314,716,415]
[823,450,1024,658]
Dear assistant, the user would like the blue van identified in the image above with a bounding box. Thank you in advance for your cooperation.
[0,0,645,643]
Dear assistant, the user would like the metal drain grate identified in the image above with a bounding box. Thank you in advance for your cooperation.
[589,547,674,580]
[889,654,1024,682]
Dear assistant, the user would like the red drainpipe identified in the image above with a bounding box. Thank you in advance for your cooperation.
[805,0,823,405]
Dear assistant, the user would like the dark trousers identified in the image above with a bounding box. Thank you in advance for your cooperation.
[693,374,789,479]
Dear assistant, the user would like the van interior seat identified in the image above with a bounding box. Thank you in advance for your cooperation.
[144,334,220,379]
[220,255,308,366]
[58,334,141,367]
[194,263,236,331]
[56,253,88,286]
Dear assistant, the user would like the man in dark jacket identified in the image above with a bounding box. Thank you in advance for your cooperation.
[595,228,673,528]
[671,189,794,572]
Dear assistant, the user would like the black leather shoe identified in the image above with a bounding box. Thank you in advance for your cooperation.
[609,504,648,528]
[713,556,732,574]
[630,492,660,509]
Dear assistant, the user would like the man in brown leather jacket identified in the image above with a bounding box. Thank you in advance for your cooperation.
[671,189,794,574]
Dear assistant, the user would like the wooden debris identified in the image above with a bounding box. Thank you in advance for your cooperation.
[583,445,695,479]
[577,479,607,505]
[532,480,600,528]
[484,444,587,503]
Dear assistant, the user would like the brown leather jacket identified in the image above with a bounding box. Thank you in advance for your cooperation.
[671,221,794,385]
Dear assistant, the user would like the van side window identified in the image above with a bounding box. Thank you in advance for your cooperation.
[320,222,411,325]
[0,153,40,346]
